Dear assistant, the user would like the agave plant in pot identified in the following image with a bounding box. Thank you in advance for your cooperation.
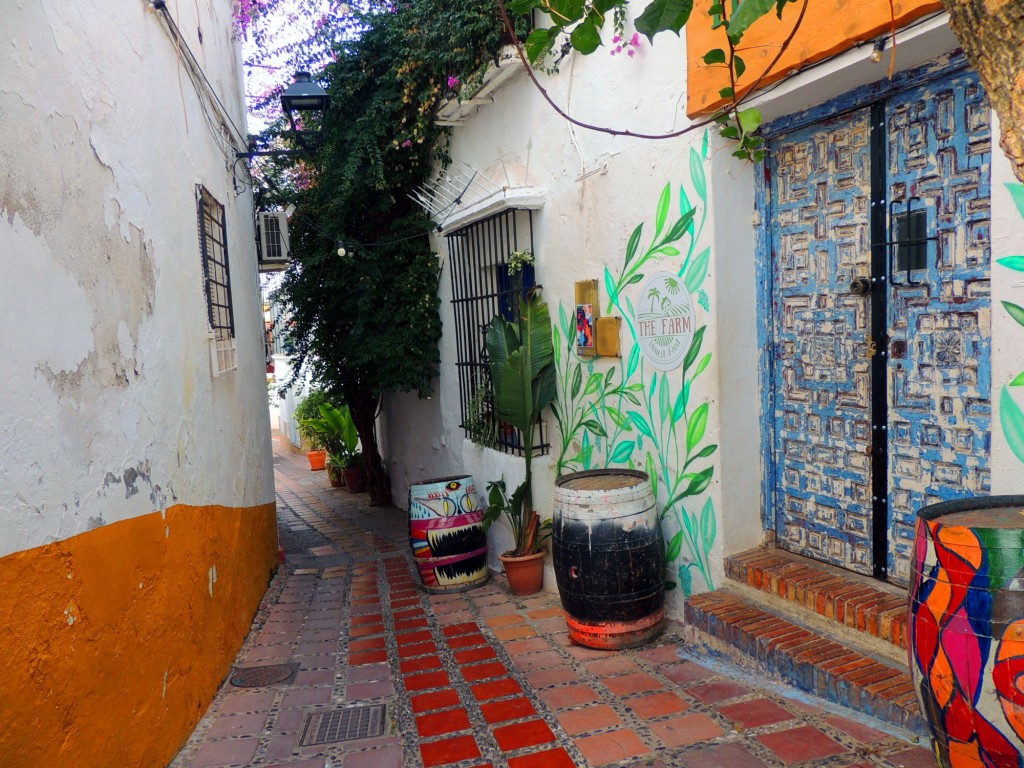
[482,287,557,595]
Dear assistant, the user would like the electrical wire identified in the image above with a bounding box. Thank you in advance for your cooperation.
[150,0,250,153]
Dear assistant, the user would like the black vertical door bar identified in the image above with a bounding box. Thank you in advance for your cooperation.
[869,101,890,581]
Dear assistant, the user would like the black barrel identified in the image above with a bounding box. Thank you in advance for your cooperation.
[553,469,665,649]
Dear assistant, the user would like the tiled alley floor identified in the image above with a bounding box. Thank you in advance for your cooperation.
[170,440,937,768]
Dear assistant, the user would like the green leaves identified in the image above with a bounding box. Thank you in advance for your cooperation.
[683,247,710,293]
[635,0,694,42]
[655,183,671,235]
[1007,183,1024,219]
[570,18,602,54]
[702,48,726,65]
[997,256,1024,272]
[1001,386,1024,465]
[686,402,708,453]
[525,28,557,64]
[726,0,776,42]
[1003,301,1024,329]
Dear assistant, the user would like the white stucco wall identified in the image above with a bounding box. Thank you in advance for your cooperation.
[1,0,275,556]
[990,113,1024,494]
[383,12,1024,617]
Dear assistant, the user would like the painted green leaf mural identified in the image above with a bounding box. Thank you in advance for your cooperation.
[997,256,1024,272]
[686,403,709,453]
[1001,387,1024,465]
[1002,301,1024,329]
[553,173,717,595]
[1007,182,1024,219]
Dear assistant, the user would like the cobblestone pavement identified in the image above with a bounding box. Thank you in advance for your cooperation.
[170,439,936,768]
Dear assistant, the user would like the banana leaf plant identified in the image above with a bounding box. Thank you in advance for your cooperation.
[483,288,557,556]
[300,403,359,466]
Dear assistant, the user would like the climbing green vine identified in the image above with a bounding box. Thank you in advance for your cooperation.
[551,134,719,594]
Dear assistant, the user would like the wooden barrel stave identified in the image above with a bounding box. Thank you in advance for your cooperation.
[553,469,665,650]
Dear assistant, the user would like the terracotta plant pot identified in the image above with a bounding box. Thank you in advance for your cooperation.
[326,464,345,488]
[307,450,327,471]
[342,467,366,493]
[499,550,545,596]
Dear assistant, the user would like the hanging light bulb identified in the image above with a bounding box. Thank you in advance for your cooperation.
[870,40,885,63]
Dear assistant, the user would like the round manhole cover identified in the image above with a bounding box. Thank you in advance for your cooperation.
[230,664,296,688]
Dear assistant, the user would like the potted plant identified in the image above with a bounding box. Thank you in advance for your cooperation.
[342,451,367,493]
[294,389,332,470]
[484,478,552,594]
[301,402,360,487]
[483,287,557,595]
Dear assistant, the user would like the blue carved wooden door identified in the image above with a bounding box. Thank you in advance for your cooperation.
[768,66,991,584]
[884,71,991,584]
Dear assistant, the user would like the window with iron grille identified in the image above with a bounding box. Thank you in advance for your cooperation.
[197,186,237,375]
[447,208,547,456]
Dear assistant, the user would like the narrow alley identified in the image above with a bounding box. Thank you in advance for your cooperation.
[170,438,936,768]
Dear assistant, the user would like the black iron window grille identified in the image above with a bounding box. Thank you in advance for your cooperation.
[197,186,235,341]
[447,208,548,456]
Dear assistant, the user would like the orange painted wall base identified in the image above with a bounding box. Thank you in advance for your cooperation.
[0,502,278,768]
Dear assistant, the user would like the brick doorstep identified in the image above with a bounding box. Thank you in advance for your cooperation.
[724,548,908,651]
[684,590,925,735]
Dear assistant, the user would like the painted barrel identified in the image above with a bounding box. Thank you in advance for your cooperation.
[553,469,665,650]
[909,495,1024,768]
[408,475,489,594]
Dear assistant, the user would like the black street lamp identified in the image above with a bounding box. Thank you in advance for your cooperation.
[238,72,330,159]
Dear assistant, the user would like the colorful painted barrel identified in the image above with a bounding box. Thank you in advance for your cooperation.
[909,495,1024,768]
[553,469,665,650]
[408,475,489,594]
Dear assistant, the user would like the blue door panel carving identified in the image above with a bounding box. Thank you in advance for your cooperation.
[769,109,875,575]
[767,65,992,584]
[885,69,991,585]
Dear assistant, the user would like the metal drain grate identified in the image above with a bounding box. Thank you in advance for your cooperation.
[299,705,386,746]
[229,663,299,688]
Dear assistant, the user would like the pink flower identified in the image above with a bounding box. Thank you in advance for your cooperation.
[627,49,635,57]
[612,35,621,43]
[402,140,412,148]
[447,76,460,89]
[630,32,640,46]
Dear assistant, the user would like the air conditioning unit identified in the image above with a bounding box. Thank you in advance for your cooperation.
[257,211,290,272]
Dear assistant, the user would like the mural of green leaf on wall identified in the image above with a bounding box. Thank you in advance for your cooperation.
[551,136,718,595]
[999,183,1024,465]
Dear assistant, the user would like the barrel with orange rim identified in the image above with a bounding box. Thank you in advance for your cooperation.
[553,469,665,650]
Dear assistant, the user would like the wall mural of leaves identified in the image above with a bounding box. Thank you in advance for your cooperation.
[999,183,1024,465]
[551,134,718,596]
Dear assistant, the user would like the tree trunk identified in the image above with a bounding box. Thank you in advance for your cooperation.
[348,387,392,506]
[941,0,1024,183]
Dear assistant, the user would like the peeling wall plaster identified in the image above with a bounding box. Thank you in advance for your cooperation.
[1,0,275,558]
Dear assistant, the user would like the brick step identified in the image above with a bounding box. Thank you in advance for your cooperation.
[725,548,908,653]
[684,590,925,734]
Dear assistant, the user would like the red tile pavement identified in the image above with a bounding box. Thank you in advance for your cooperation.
[171,443,934,768]
[471,677,524,701]
[508,747,578,768]
[539,684,601,709]
[480,696,537,723]
[411,689,461,713]
[574,728,652,766]
[757,725,850,764]
[493,718,557,751]
[416,708,472,737]
[556,704,625,735]
[649,713,725,747]
[678,740,772,768]
[629,691,691,719]
[420,735,481,767]
[717,697,796,728]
